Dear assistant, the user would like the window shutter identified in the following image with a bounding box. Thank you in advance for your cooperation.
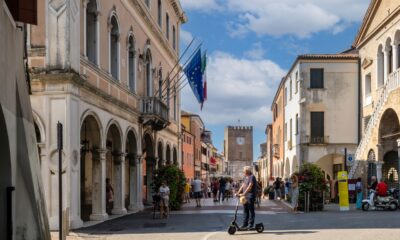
[311,112,324,138]
[5,0,37,25]
[310,69,324,88]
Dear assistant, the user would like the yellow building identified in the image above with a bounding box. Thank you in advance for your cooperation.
[350,0,400,189]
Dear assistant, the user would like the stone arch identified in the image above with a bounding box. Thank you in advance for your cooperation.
[383,151,399,189]
[125,128,138,209]
[0,106,11,239]
[315,154,344,180]
[394,29,400,69]
[32,111,45,143]
[367,149,377,184]
[80,110,104,147]
[377,44,384,87]
[284,157,290,179]
[385,37,393,74]
[143,132,155,202]
[166,143,171,165]
[379,108,400,141]
[173,146,178,165]
[80,114,103,221]
[157,140,164,167]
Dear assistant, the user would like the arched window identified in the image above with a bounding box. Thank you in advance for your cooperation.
[146,50,153,96]
[157,0,162,27]
[86,0,98,64]
[166,13,170,40]
[377,45,384,87]
[128,35,136,92]
[173,25,176,50]
[110,15,119,81]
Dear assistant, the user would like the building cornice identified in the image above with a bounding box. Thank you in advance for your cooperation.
[125,0,181,63]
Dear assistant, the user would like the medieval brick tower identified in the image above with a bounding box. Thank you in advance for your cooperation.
[224,126,253,181]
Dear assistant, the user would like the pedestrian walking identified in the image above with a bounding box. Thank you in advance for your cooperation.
[159,181,170,218]
[291,174,299,214]
[219,177,227,202]
[236,166,258,230]
[355,177,363,210]
[184,179,191,204]
[193,177,202,207]
[212,178,219,202]
[273,178,281,200]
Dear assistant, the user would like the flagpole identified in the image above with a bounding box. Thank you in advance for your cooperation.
[154,37,196,97]
[160,42,203,98]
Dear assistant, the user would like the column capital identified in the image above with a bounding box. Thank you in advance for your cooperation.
[375,161,384,167]
[136,155,143,164]
[92,148,107,161]
[113,151,126,164]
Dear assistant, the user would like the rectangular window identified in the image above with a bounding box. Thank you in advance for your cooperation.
[289,78,292,100]
[290,118,292,142]
[284,123,287,141]
[173,26,177,50]
[310,112,324,144]
[295,114,299,134]
[310,69,324,89]
[284,87,287,106]
[157,0,162,27]
[295,71,299,93]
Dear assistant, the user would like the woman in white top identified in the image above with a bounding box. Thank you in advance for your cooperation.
[159,181,170,218]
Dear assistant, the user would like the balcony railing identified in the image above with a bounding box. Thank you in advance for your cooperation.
[140,97,169,130]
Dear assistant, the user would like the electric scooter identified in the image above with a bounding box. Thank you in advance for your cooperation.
[227,197,264,235]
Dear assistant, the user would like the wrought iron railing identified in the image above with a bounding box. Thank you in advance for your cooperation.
[140,97,169,121]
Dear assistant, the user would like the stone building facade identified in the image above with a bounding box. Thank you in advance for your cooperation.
[224,126,253,181]
[283,54,359,185]
[0,0,50,239]
[350,0,400,189]
[28,0,186,230]
[271,81,285,179]
[181,124,194,181]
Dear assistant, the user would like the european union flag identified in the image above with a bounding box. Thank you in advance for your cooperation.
[184,49,204,105]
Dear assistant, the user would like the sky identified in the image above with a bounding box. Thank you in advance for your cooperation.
[179,0,370,160]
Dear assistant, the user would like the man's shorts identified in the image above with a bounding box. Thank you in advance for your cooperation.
[194,191,202,199]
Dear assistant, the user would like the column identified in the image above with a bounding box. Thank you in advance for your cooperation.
[128,154,138,211]
[393,44,399,72]
[90,149,108,221]
[112,152,127,215]
[384,49,390,84]
[135,155,144,210]
[376,161,384,182]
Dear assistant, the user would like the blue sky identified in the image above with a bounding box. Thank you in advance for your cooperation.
[179,0,370,159]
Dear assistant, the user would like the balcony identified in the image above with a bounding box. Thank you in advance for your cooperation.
[140,97,169,131]
[303,135,329,145]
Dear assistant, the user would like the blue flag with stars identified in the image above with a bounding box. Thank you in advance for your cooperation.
[184,49,204,105]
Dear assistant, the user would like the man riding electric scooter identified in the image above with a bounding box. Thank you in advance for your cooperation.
[235,166,258,230]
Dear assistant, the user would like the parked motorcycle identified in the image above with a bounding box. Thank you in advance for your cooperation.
[362,190,398,211]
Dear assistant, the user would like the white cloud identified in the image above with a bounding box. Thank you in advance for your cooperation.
[224,0,369,38]
[180,29,194,47]
[180,0,220,11]
[181,51,286,130]
[244,42,265,60]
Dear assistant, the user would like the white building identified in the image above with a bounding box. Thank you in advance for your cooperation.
[283,54,359,184]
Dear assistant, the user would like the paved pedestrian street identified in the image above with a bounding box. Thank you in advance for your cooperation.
[69,198,400,240]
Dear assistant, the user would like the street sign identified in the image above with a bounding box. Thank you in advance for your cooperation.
[347,154,354,166]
